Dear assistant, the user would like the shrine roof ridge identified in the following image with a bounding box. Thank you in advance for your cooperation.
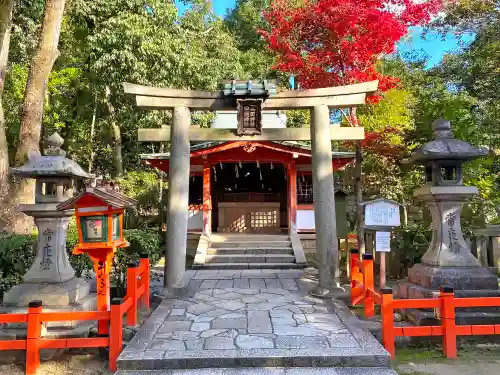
[139,141,356,160]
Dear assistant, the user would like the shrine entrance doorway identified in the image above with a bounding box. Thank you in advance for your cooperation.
[211,162,287,234]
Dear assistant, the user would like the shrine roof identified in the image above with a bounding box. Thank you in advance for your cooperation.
[141,141,355,160]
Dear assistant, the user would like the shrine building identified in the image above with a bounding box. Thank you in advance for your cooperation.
[142,110,353,236]
[141,110,354,269]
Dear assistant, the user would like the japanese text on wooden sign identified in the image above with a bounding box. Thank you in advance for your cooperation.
[364,201,401,227]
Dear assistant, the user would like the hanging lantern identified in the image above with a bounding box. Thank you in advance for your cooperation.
[256,160,260,168]
[270,162,274,169]
[239,161,243,169]
[220,162,223,169]
[259,170,263,181]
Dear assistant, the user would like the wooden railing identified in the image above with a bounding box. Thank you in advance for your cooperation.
[349,249,500,359]
[0,256,150,374]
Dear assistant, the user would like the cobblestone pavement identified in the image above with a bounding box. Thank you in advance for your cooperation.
[119,269,389,370]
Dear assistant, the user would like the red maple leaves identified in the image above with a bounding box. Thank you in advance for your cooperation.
[261,0,441,97]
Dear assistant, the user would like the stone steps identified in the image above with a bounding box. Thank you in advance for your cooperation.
[192,262,304,269]
[206,247,293,255]
[205,254,296,264]
[210,234,290,242]
[117,350,391,370]
[210,241,292,248]
[194,234,301,270]
[116,367,398,375]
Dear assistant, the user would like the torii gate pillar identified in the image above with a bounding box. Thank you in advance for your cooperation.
[165,107,191,289]
[310,105,341,296]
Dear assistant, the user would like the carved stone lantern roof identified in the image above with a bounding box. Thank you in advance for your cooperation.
[11,132,93,179]
[404,119,488,165]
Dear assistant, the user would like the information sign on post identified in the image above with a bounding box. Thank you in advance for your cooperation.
[361,198,403,288]
[375,231,391,252]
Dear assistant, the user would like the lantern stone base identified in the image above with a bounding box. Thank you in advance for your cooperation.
[396,263,500,326]
[0,277,97,334]
[3,277,91,307]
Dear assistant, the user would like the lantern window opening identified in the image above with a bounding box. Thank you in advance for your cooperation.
[112,214,121,241]
[43,182,57,196]
[80,215,108,243]
[441,166,458,181]
[425,165,433,182]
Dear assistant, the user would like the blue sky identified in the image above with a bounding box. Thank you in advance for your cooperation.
[176,0,474,68]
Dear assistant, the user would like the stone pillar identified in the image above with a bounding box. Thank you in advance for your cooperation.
[165,106,191,289]
[3,212,89,306]
[25,215,75,283]
[288,163,297,235]
[309,105,340,297]
[202,164,212,236]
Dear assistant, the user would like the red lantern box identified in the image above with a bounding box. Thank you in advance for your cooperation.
[57,187,137,334]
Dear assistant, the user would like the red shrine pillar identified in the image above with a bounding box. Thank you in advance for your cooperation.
[202,164,212,235]
[288,163,297,234]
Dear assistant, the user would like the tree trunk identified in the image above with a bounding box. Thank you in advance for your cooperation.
[8,0,66,234]
[88,93,97,172]
[355,141,366,253]
[350,107,366,254]
[0,0,14,232]
[105,86,123,177]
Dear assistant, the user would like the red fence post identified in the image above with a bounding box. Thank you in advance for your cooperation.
[381,288,395,358]
[109,298,123,372]
[441,286,457,359]
[139,254,150,310]
[362,253,375,318]
[350,249,360,305]
[26,301,43,375]
[126,262,138,326]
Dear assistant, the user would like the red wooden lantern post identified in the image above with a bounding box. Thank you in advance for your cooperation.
[58,187,137,334]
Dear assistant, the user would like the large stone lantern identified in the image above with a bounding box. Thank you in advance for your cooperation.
[398,119,498,324]
[3,133,95,322]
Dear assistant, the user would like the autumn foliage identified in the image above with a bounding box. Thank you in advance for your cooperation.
[261,0,442,95]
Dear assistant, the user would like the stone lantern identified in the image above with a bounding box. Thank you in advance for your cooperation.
[398,119,498,324]
[2,133,95,330]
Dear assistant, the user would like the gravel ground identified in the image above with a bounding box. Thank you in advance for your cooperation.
[398,362,500,375]
[0,353,112,375]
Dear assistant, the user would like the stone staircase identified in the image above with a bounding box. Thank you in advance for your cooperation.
[193,233,305,269]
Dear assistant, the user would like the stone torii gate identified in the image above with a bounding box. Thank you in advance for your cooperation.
[123,80,378,297]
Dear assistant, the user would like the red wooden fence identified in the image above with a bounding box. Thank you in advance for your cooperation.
[0,255,150,374]
[349,249,500,359]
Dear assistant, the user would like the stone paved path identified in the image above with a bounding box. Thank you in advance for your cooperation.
[119,269,391,371]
